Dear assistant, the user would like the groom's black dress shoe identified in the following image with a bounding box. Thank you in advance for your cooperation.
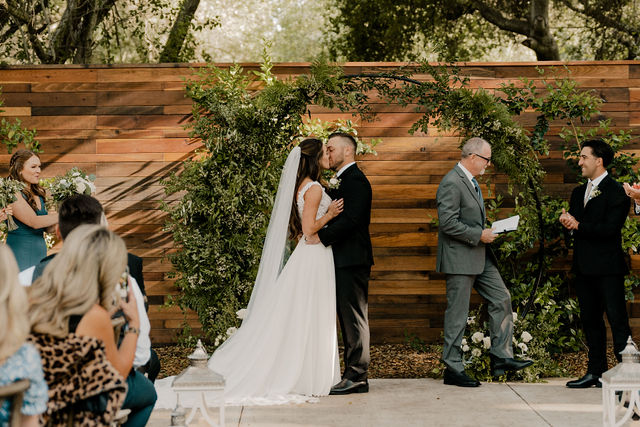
[490,356,533,377]
[329,378,369,395]
[566,373,602,388]
[443,369,480,387]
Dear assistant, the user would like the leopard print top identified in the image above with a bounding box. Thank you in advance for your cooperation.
[28,333,127,426]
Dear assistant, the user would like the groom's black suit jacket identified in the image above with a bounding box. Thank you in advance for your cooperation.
[318,164,373,268]
[568,174,629,276]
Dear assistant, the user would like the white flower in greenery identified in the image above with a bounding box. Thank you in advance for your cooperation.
[72,171,81,177]
[518,342,528,353]
[471,331,484,344]
[327,176,341,190]
[521,331,533,343]
[236,308,248,320]
[75,178,87,194]
[461,338,467,346]
[214,335,222,346]
[462,344,470,352]
[482,337,491,349]
[471,348,482,357]
[467,316,476,325]
[512,312,518,322]
[512,337,517,344]
[60,179,68,187]
[226,327,237,337]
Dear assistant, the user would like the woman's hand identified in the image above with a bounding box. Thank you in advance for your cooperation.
[119,283,140,329]
[0,206,11,222]
[327,198,344,219]
[623,182,640,203]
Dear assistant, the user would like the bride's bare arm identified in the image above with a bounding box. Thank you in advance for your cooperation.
[301,185,343,237]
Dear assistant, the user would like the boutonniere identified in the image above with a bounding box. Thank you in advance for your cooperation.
[327,174,341,190]
[589,186,601,200]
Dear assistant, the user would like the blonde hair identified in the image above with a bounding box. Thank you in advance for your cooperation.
[29,225,127,338]
[0,245,28,361]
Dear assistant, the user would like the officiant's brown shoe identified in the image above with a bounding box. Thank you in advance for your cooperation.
[329,378,369,395]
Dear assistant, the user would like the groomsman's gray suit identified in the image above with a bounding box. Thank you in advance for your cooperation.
[436,164,514,373]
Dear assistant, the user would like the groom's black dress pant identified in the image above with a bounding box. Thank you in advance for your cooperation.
[575,273,631,375]
[336,265,370,382]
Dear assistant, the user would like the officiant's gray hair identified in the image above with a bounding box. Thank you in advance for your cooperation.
[461,137,489,159]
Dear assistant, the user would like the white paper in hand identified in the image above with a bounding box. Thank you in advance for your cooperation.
[491,215,520,234]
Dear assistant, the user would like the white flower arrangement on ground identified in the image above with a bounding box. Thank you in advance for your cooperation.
[0,178,25,231]
[214,308,247,347]
[462,307,534,380]
[41,167,96,205]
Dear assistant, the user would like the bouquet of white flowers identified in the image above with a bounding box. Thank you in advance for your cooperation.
[41,167,96,205]
[0,178,25,231]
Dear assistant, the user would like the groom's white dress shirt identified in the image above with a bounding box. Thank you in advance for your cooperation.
[336,161,356,177]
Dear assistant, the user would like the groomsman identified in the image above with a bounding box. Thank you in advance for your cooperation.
[560,138,632,388]
[436,137,532,387]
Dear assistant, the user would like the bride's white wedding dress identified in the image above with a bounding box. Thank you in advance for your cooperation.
[155,179,340,407]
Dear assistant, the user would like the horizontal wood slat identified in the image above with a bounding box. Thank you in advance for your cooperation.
[1,62,639,345]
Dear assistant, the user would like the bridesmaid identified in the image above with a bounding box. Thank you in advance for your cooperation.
[7,150,58,271]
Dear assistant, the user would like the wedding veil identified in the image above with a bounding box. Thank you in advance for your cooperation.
[244,146,301,320]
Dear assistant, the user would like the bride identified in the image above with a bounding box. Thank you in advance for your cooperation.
[156,138,343,406]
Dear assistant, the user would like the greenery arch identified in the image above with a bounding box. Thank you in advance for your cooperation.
[163,59,640,380]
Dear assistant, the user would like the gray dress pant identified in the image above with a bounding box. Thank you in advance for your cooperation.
[442,256,514,373]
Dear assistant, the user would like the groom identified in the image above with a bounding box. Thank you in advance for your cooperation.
[316,132,373,395]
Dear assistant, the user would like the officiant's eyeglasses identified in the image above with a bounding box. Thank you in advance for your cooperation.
[473,153,491,163]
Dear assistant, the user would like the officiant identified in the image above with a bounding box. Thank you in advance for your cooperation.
[435,137,533,387]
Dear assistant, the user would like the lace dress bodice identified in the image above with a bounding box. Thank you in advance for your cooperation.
[297,181,331,220]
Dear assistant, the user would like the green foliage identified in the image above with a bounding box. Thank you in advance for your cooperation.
[162,57,365,344]
[297,118,380,155]
[162,56,638,381]
[0,0,219,65]
[0,92,40,153]
[403,330,429,353]
[327,0,640,61]
[346,62,636,379]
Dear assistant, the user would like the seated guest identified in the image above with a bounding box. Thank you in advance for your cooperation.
[28,225,139,425]
[22,194,160,384]
[0,245,47,426]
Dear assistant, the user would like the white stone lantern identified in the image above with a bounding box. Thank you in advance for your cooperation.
[171,340,225,427]
[601,336,640,426]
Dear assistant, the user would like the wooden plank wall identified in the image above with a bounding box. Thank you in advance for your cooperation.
[1,62,639,345]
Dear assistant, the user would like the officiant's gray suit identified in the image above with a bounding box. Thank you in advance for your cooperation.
[436,164,514,373]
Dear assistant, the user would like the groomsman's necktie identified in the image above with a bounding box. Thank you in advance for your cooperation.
[584,180,593,207]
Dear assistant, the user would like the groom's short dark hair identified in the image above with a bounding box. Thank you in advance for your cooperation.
[582,139,614,168]
[328,132,357,150]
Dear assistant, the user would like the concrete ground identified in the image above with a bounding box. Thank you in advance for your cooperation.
[147,378,631,426]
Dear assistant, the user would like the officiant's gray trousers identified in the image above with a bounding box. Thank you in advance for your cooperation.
[442,256,514,373]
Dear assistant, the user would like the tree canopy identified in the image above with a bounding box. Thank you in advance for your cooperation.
[328,0,640,61]
[0,0,218,64]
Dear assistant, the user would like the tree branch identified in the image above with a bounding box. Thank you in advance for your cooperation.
[558,0,638,37]
[159,0,201,63]
[470,0,531,36]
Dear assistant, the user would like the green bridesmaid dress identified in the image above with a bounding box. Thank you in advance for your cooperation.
[6,194,48,271]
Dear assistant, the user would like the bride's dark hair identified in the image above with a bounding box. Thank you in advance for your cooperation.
[289,138,324,240]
